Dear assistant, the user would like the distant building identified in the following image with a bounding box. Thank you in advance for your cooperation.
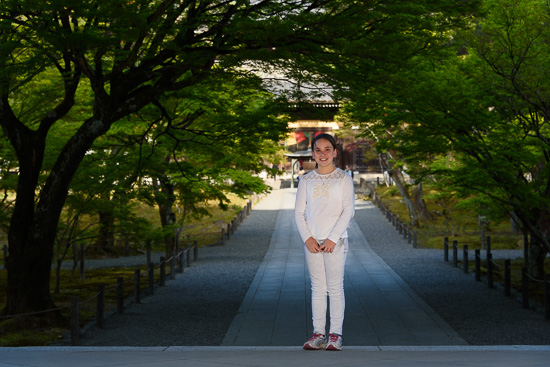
[282,101,380,174]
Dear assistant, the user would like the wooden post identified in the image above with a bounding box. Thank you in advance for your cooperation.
[193,240,198,261]
[96,284,105,328]
[146,241,152,267]
[221,228,225,246]
[475,249,481,281]
[227,223,231,239]
[452,240,458,268]
[486,236,491,260]
[487,253,493,289]
[522,267,529,309]
[170,255,176,280]
[463,245,469,274]
[117,277,124,314]
[148,263,154,295]
[178,250,184,273]
[134,269,141,304]
[160,257,165,286]
[71,297,79,346]
[504,259,511,297]
[444,237,449,262]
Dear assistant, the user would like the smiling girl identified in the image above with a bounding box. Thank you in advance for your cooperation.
[294,133,355,351]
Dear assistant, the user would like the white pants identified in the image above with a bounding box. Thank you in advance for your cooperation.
[304,238,348,336]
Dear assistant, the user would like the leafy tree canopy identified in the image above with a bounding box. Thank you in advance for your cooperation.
[340,0,550,263]
[0,0,368,321]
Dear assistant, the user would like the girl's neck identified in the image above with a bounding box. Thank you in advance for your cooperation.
[316,166,336,175]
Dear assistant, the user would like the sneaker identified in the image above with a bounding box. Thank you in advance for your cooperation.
[326,333,342,351]
[303,332,326,350]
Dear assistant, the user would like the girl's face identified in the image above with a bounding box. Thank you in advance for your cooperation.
[312,138,337,171]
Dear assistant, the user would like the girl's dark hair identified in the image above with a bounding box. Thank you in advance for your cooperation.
[311,133,337,151]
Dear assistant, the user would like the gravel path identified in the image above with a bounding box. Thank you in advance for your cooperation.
[71,188,550,346]
[74,192,280,346]
[354,199,550,345]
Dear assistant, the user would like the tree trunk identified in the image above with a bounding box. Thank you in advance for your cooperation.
[388,168,419,227]
[5,237,65,326]
[96,209,115,250]
[95,148,127,250]
[5,172,66,324]
[516,209,550,277]
[527,236,547,279]
[412,182,434,221]
[528,211,550,278]
[2,117,63,323]
[154,173,176,257]
[3,113,111,323]
[158,202,176,256]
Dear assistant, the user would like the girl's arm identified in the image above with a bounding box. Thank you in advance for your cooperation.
[326,174,355,243]
[294,178,314,243]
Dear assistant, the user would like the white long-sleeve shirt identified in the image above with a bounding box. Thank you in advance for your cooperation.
[294,168,355,244]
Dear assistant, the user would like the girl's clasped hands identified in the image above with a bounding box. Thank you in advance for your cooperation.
[304,237,336,253]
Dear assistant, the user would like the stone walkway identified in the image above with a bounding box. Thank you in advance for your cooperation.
[2,188,550,366]
[222,188,464,346]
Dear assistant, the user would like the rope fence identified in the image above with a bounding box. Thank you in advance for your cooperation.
[366,182,418,249]
[363,180,550,322]
[0,194,263,345]
[0,244,197,345]
[443,236,550,321]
